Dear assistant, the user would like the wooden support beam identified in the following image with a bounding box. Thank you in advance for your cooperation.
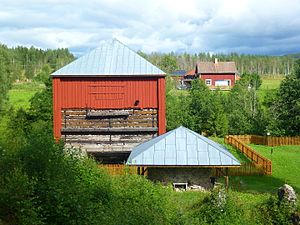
[137,167,141,175]
[225,176,229,189]
[61,127,158,134]
[86,110,130,117]
[225,168,229,189]
[141,167,147,176]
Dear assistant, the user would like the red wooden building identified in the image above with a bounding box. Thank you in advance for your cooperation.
[183,59,239,90]
[52,39,166,163]
[196,58,239,90]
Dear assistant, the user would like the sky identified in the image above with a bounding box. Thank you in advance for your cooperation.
[1,0,300,56]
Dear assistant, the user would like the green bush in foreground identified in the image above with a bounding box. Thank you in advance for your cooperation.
[0,124,112,225]
[0,123,171,225]
[190,188,248,225]
[258,196,297,225]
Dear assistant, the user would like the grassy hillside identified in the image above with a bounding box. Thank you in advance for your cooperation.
[257,76,284,100]
[8,82,45,109]
[0,82,44,144]
[227,144,300,193]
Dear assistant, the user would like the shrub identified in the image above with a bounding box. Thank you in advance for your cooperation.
[0,168,43,225]
[258,196,296,225]
[0,122,113,225]
[191,188,247,225]
[110,174,170,225]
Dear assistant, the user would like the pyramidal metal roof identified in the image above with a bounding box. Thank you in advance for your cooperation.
[52,39,166,76]
[127,126,240,166]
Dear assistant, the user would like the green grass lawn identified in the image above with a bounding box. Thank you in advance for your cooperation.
[260,76,284,90]
[0,82,44,144]
[8,82,45,109]
[228,144,300,194]
[210,137,300,194]
[257,76,284,101]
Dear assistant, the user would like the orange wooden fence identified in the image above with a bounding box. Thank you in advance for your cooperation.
[101,163,266,177]
[229,163,265,176]
[214,163,265,177]
[225,135,272,175]
[98,164,138,175]
[230,135,300,146]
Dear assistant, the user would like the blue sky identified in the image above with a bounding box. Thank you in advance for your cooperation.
[1,0,300,56]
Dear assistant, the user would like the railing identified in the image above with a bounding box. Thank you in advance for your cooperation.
[230,135,300,146]
[225,135,272,175]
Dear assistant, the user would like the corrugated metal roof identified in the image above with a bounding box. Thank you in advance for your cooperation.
[52,39,166,76]
[127,126,240,166]
[196,61,238,74]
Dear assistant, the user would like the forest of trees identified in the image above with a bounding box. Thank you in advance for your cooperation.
[139,51,297,75]
[0,44,74,81]
[0,44,74,111]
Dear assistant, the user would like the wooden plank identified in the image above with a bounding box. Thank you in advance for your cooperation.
[62,127,158,134]
[62,123,158,128]
[87,111,130,117]
[66,118,157,123]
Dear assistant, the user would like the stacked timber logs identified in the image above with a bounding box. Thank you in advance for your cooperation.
[62,108,158,153]
[61,109,158,129]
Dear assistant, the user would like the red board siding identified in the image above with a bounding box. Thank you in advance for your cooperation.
[57,77,158,108]
[200,73,236,86]
[158,77,166,135]
[53,77,166,139]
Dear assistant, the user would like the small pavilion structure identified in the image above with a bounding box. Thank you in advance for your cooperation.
[127,126,240,189]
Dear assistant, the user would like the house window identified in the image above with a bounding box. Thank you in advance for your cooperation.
[215,80,230,86]
[205,79,212,86]
[225,80,231,86]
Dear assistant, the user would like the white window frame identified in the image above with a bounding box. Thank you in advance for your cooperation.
[205,79,212,86]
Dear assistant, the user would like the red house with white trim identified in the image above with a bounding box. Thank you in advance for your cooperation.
[196,58,239,90]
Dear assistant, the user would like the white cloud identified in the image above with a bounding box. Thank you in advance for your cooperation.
[0,0,300,55]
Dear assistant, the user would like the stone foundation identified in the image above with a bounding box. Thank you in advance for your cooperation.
[147,168,213,189]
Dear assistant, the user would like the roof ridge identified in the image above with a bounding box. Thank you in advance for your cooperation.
[183,127,239,162]
[127,126,241,166]
[51,38,166,76]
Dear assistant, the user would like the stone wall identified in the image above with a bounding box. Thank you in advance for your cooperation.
[147,168,213,189]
